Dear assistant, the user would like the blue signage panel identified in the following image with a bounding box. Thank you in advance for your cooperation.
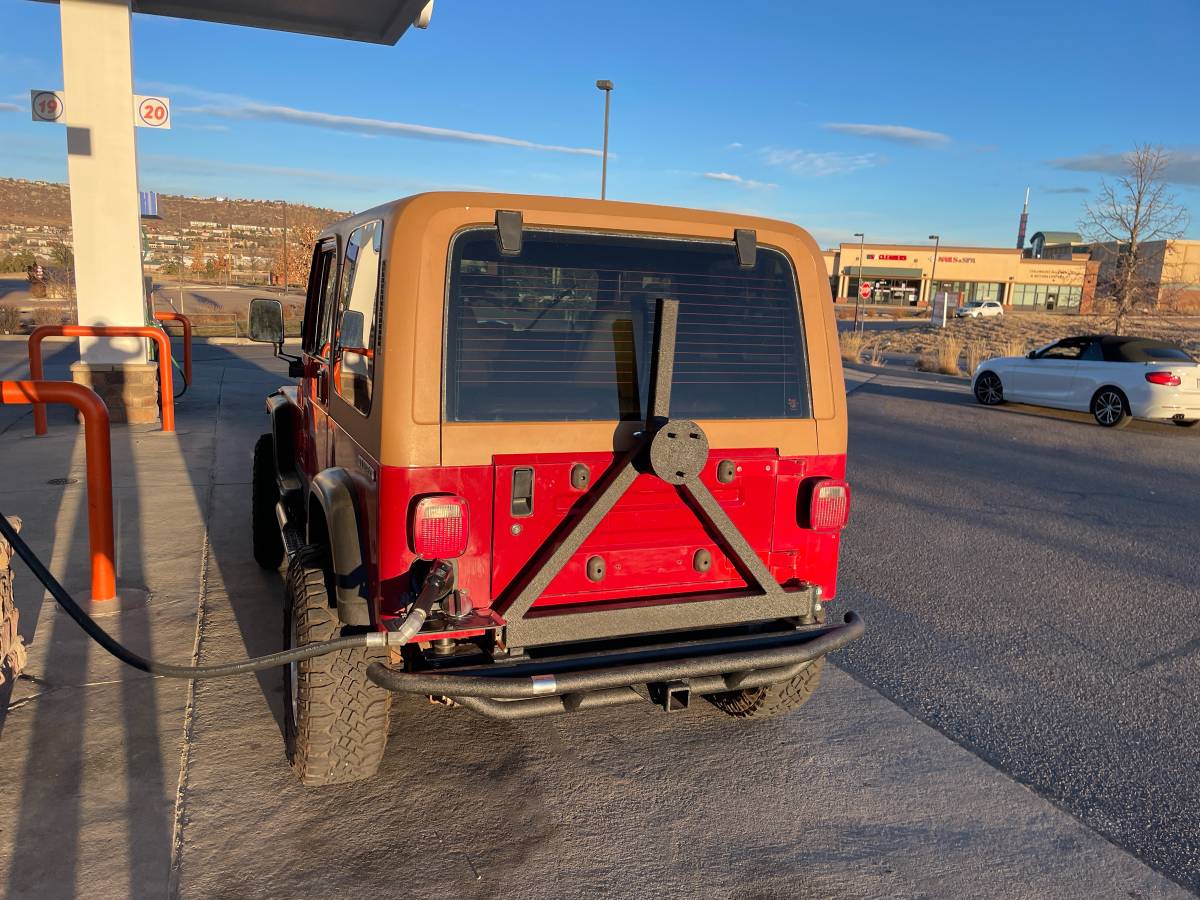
[139,191,161,219]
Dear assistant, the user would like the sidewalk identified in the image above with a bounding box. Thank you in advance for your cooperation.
[0,339,1188,899]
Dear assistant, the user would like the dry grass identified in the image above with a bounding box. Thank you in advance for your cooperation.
[936,336,964,375]
[1002,337,1027,359]
[866,340,887,367]
[839,329,866,363]
[964,342,985,375]
[882,312,1200,361]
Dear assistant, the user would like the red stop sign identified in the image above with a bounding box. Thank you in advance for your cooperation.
[859,282,873,300]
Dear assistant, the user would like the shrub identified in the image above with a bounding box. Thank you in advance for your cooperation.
[866,340,887,367]
[0,305,21,334]
[32,306,70,327]
[839,329,866,364]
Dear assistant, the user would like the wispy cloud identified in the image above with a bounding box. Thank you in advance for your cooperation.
[726,142,744,150]
[703,171,777,190]
[1044,185,1090,194]
[179,122,230,133]
[152,82,601,157]
[140,154,385,191]
[139,153,491,193]
[0,102,20,113]
[1049,149,1200,186]
[761,147,878,177]
[822,123,950,147]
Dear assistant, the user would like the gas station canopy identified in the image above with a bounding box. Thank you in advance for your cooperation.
[50,0,434,44]
[38,0,433,376]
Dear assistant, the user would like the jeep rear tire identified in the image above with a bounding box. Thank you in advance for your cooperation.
[705,657,824,719]
[283,544,391,786]
[251,433,285,569]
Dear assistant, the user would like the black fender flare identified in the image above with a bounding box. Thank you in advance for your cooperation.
[308,467,372,627]
[265,392,299,477]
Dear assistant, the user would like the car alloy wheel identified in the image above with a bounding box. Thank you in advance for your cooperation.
[974,372,1003,405]
[1092,389,1128,427]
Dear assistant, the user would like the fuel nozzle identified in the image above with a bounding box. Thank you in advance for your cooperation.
[385,559,455,645]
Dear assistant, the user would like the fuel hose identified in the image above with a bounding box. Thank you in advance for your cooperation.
[0,512,441,680]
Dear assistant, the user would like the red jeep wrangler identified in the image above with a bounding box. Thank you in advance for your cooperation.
[248,193,862,785]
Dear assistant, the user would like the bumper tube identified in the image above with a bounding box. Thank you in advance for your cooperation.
[367,611,864,719]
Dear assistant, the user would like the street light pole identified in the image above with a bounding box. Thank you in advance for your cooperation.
[928,233,943,326]
[177,205,185,315]
[281,200,289,295]
[853,232,865,333]
[596,80,613,200]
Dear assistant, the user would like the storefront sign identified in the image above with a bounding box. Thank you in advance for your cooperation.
[938,255,976,264]
[1019,266,1082,283]
[867,253,908,261]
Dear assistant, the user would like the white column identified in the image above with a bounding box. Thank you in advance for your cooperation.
[61,0,146,364]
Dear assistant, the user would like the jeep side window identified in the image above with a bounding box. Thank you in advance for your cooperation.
[332,221,383,415]
[302,240,338,359]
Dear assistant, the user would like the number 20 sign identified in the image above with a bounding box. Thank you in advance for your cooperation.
[135,95,171,129]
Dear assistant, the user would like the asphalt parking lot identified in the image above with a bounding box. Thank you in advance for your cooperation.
[0,341,1195,897]
[840,365,1200,890]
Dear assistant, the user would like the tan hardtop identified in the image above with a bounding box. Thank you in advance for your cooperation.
[316,192,845,469]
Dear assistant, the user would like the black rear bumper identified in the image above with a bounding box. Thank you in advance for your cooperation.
[366,611,864,719]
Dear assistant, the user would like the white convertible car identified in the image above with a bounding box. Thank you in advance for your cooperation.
[972,335,1200,428]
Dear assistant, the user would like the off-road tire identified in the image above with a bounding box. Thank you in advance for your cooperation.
[705,657,824,719]
[251,433,285,569]
[1091,387,1132,429]
[283,544,391,786]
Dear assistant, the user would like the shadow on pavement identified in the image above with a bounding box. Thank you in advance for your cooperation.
[1,336,287,898]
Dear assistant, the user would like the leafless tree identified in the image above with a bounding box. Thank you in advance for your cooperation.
[1079,144,1190,334]
[271,210,333,292]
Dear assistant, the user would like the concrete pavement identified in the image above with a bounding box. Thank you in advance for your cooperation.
[0,342,1192,898]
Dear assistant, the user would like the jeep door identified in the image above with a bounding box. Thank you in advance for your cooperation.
[299,238,339,476]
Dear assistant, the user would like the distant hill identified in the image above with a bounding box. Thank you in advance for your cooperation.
[0,177,347,233]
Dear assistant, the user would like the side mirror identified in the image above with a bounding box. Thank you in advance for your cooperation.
[1026,350,1037,359]
[248,297,285,345]
[337,309,366,351]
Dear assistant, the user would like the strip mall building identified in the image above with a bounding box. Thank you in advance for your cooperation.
[822,232,1096,314]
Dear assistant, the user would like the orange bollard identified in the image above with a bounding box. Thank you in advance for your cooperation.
[28,325,174,436]
[0,380,116,602]
[153,311,192,387]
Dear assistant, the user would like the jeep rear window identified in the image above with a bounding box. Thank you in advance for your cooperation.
[444,229,810,422]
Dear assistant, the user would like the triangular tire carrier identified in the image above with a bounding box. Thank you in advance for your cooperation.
[497,298,819,650]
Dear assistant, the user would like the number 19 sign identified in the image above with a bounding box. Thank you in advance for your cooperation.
[30,90,65,122]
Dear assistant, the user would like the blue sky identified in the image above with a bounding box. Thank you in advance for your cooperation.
[2,0,1198,247]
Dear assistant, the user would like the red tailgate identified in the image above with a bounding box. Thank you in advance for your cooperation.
[491,449,781,608]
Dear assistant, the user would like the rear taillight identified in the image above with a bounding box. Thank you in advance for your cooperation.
[806,479,851,531]
[411,495,469,559]
[1145,371,1182,386]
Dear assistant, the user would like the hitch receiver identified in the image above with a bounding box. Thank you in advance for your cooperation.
[650,680,691,713]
